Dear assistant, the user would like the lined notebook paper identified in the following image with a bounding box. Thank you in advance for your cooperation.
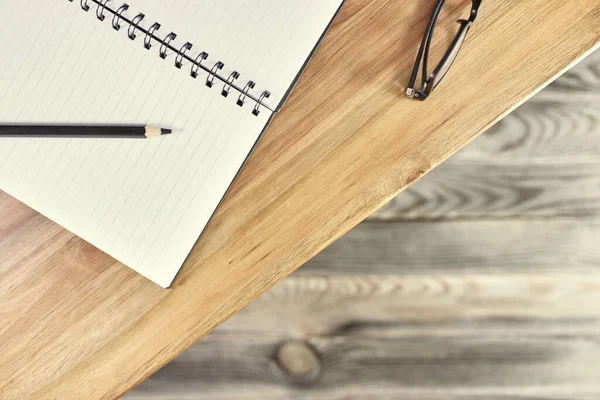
[0,0,344,287]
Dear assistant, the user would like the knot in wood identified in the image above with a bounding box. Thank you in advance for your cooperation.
[275,340,321,385]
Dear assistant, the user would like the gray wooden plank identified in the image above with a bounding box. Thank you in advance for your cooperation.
[125,393,600,400]
[299,218,600,275]
[127,272,600,399]
[214,274,600,338]
[370,162,600,221]
[125,333,600,400]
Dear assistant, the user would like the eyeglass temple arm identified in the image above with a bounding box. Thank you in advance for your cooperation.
[419,20,472,99]
[406,0,445,97]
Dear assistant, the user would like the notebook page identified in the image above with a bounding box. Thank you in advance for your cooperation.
[0,0,344,287]
[0,1,271,287]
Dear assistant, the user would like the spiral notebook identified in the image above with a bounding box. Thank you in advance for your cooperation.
[0,0,344,287]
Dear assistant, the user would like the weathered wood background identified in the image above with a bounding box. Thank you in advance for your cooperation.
[125,50,600,400]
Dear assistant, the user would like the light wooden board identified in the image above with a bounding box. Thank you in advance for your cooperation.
[127,49,600,399]
[1,1,600,399]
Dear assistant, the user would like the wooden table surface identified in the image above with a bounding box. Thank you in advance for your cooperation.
[1,1,599,399]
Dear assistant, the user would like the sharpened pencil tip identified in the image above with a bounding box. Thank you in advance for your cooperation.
[161,128,173,135]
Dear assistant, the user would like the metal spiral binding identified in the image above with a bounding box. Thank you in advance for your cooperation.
[222,72,240,97]
[206,62,224,88]
[175,43,193,68]
[144,23,161,49]
[96,0,109,20]
[237,81,256,107]
[159,33,177,59]
[190,52,208,78]
[128,13,146,40]
[69,0,274,115]
[112,4,129,30]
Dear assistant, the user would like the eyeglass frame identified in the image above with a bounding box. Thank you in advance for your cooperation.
[406,0,482,101]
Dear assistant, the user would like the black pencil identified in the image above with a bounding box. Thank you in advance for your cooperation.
[0,124,172,139]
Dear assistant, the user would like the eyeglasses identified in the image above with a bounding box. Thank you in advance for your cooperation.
[406,0,482,101]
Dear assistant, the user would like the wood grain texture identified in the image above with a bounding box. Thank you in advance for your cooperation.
[126,51,600,399]
[197,274,600,338]
[465,82,600,163]
[549,49,600,92]
[1,1,599,399]
[370,162,600,220]
[459,94,600,161]
[299,218,600,275]
[126,333,600,400]
[370,50,600,221]
[129,239,600,398]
